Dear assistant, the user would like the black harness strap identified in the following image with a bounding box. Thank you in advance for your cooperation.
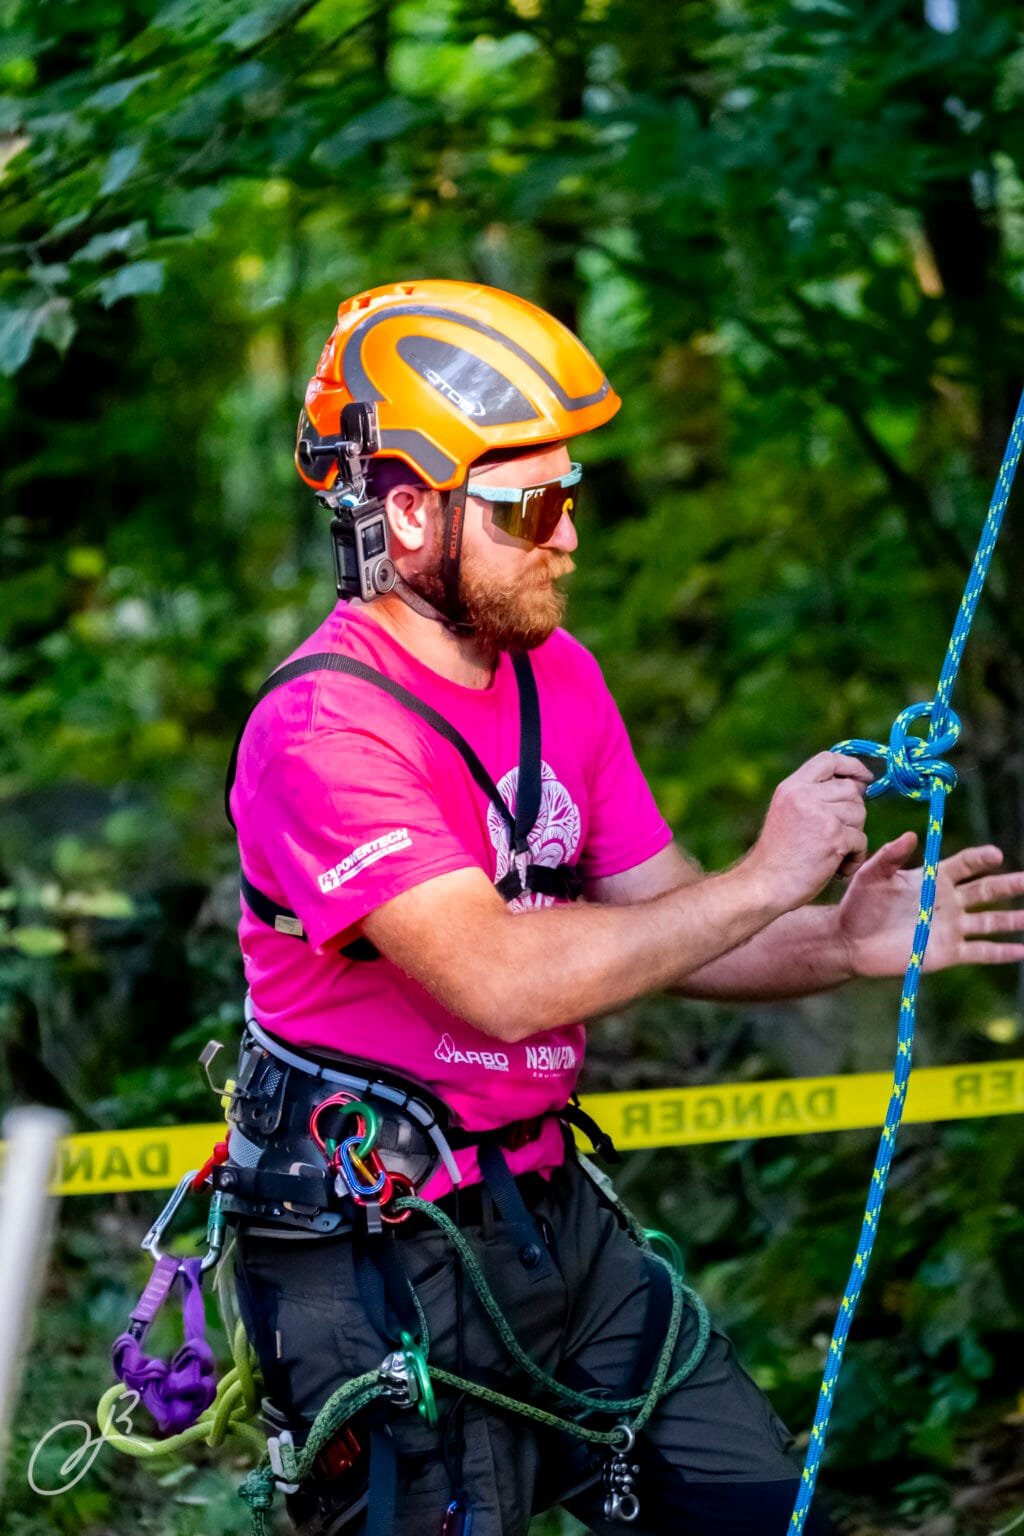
[238,869,379,960]
[510,650,541,858]
[225,648,581,955]
[212,1163,332,1209]
[561,1100,622,1166]
[476,1141,554,1285]
[225,652,518,838]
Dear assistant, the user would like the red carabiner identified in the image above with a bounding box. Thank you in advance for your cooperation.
[309,1092,358,1160]
[380,1172,415,1225]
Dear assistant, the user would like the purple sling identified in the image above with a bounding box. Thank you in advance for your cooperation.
[111,1254,217,1434]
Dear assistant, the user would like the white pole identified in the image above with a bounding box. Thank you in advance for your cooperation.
[0,1106,68,1500]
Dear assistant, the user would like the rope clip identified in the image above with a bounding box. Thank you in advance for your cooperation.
[266,1428,300,1494]
[310,1094,381,1162]
[140,1171,195,1262]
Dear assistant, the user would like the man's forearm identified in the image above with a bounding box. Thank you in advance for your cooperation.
[368,862,790,1040]
[670,903,854,1001]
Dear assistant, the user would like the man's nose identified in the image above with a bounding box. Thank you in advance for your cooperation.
[542,508,578,553]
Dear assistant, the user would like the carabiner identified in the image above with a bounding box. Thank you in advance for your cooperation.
[339,1136,390,1201]
[201,1190,226,1273]
[140,1171,198,1262]
[310,1093,380,1161]
[381,1172,415,1225]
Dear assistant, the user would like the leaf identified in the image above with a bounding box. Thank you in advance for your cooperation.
[60,889,135,919]
[219,2,302,51]
[72,222,148,263]
[87,72,159,111]
[5,926,66,957]
[0,301,44,375]
[96,260,165,308]
[313,99,431,168]
[36,297,76,355]
[100,143,143,196]
[0,130,29,178]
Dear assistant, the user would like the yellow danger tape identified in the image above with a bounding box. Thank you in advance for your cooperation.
[3,1060,1022,1197]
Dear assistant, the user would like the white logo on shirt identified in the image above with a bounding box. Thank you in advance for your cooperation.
[435,1032,509,1072]
[487,761,582,912]
[524,1043,578,1075]
[318,828,412,893]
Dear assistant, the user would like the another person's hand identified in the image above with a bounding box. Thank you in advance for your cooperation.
[837,834,1024,976]
[744,751,873,913]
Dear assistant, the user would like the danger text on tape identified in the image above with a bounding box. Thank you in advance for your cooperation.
[1,1060,1022,1196]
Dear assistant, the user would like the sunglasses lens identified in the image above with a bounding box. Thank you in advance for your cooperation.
[490,482,579,544]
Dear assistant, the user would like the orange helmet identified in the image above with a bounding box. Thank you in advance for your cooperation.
[295,278,620,492]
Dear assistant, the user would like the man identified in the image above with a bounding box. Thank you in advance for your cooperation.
[224,279,1024,1536]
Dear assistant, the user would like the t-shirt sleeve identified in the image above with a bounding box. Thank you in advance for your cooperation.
[252,729,480,951]
[577,653,674,880]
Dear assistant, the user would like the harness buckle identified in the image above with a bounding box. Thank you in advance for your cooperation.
[514,848,530,894]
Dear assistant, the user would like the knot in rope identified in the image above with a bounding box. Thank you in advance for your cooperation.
[239,1465,276,1535]
[832,700,961,802]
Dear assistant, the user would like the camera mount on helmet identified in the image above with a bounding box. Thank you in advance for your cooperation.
[297,403,397,604]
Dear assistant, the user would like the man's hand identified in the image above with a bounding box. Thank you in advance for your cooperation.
[743,752,873,912]
[838,832,1024,978]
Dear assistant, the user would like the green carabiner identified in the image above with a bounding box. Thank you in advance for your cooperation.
[339,1100,380,1159]
[644,1228,685,1278]
[399,1330,437,1428]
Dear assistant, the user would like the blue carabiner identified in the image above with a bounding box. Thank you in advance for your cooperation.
[338,1135,388,1198]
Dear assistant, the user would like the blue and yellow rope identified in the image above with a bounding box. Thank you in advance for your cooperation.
[790,390,1024,1530]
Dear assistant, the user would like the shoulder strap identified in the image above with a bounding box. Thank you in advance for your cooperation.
[225,652,524,838]
[225,647,558,955]
[510,651,541,858]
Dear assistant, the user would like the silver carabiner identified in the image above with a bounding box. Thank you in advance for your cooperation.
[140,1171,198,1261]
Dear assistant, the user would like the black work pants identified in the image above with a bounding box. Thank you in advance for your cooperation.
[233,1157,837,1535]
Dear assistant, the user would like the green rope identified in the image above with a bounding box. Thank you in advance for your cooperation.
[103,1186,706,1536]
[392,1195,709,1424]
[237,1194,711,1535]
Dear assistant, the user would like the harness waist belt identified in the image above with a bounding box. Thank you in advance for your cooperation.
[218,1012,618,1236]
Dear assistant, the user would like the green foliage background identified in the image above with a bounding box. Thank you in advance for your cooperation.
[2,1,1024,1531]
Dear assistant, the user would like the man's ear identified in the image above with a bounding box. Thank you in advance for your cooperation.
[385,485,435,554]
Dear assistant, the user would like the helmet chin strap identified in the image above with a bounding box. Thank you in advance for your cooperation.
[391,572,474,636]
[440,478,469,625]
[392,479,474,636]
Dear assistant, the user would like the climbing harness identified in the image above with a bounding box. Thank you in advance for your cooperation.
[790,389,1024,1531]
[235,1190,712,1536]
[224,647,582,961]
[103,996,683,1531]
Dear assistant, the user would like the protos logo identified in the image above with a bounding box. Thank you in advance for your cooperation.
[525,1043,578,1074]
[423,368,486,418]
[435,1032,509,1072]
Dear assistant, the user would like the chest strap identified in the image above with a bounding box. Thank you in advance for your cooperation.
[225,650,582,959]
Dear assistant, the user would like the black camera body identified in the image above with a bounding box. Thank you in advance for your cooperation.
[305,402,398,603]
[330,504,396,603]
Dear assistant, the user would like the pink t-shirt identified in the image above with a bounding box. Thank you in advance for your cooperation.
[231,602,672,1194]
